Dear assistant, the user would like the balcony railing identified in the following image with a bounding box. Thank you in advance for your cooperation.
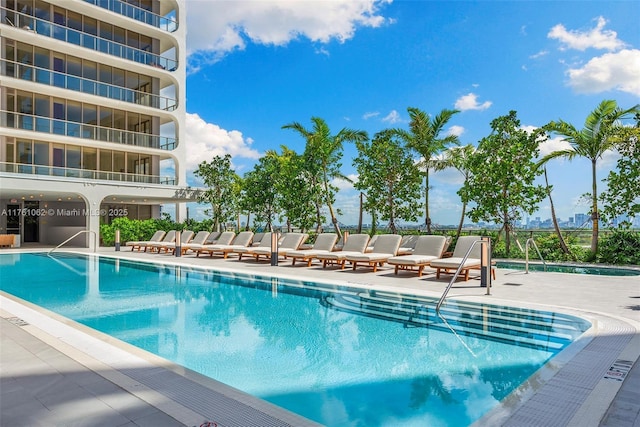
[1,110,177,151]
[0,161,176,185]
[1,59,177,111]
[1,6,178,71]
[83,0,178,33]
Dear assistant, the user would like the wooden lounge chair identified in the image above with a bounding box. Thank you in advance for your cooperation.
[345,234,402,272]
[171,230,211,255]
[233,233,272,260]
[138,230,175,253]
[153,230,194,254]
[193,231,236,257]
[198,231,254,258]
[249,232,307,261]
[429,236,485,281]
[316,234,370,269]
[126,230,166,251]
[286,233,338,266]
[387,235,448,276]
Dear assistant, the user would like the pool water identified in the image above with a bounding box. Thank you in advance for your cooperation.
[0,253,591,426]
[497,261,640,276]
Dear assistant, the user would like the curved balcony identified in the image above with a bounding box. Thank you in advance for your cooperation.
[0,161,176,185]
[83,0,178,33]
[2,59,177,111]
[1,6,178,71]
[1,110,177,151]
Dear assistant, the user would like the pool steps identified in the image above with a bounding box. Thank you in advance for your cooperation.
[322,291,589,351]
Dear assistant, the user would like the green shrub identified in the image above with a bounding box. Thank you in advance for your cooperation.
[597,230,640,265]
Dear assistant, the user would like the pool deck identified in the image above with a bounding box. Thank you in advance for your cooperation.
[1,246,639,426]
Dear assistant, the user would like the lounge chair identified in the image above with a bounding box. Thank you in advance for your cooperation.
[316,234,370,269]
[287,233,338,266]
[398,235,419,255]
[172,230,211,255]
[365,234,379,253]
[249,232,308,261]
[233,233,272,260]
[387,235,448,276]
[153,230,194,254]
[429,235,486,281]
[138,230,176,253]
[346,234,402,272]
[126,230,166,251]
[193,231,236,257]
[198,231,254,258]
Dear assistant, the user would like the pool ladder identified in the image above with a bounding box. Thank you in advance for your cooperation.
[516,238,547,273]
[436,238,492,313]
[48,230,97,254]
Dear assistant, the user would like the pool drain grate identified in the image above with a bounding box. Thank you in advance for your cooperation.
[6,317,29,326]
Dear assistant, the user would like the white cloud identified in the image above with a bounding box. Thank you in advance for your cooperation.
[454,93,492,111]
[529,50,549,59]
[332,175,357,191]
[184,113,261,174]
[566,49,640,96]
[382,110,402,123]
[186,0,393,70]
[538,135,572,158]
[447,125,465,137]
[363,111,380,120]
[548,16,626,51]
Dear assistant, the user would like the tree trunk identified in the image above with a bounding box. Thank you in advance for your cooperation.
[544,168,571,255]
[455,201,467,241]
[590,159,599,257]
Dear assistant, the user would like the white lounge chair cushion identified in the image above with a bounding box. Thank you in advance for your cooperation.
[318,251,364,261]
[388,254,440,266]
[430,257,481,269]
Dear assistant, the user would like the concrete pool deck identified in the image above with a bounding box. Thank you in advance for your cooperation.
[1,246,639,426]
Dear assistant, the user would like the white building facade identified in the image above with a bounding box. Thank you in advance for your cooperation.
[0,0,188,247]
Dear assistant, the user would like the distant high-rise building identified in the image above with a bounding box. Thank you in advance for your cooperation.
[1,0,188,246]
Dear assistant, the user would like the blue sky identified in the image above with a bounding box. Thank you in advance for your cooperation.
[180,0,640,227]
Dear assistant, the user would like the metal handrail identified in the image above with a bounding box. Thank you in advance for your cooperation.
[1,6,178,70]
[1,109,177,150]
[525,238,546,273]
[0,161,176,185]
[48,230,97,254]
[1,58,177,111]
[435,239,491,313]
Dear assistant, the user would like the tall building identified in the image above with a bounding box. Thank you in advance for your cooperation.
[0,0,188,247]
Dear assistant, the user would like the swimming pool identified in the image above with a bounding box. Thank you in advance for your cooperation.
[0,253,591,426]
[497,261,640,276]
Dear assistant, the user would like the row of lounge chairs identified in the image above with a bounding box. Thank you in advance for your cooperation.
[126,230,492,281]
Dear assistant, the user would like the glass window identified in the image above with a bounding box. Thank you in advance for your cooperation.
[18,140,32,164]
[99,149,112,171]
[83,147,97,170]
[6,142,16,163]
[66,146,81,169]
[67,55,82,91]
[17,43,33,81]
[33,141,48,165]
[82,60,97,94]
[33,47,49,84]
[67,11,82,45]
[113,151,125,173]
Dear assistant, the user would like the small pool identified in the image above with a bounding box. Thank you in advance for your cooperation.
[0,253,591,426]
[496,261,640,276]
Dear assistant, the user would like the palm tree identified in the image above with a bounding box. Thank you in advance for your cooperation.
[431,144,474,241]
[539,100,640,257]
[283,117,368,238]
[396,107,460,233]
